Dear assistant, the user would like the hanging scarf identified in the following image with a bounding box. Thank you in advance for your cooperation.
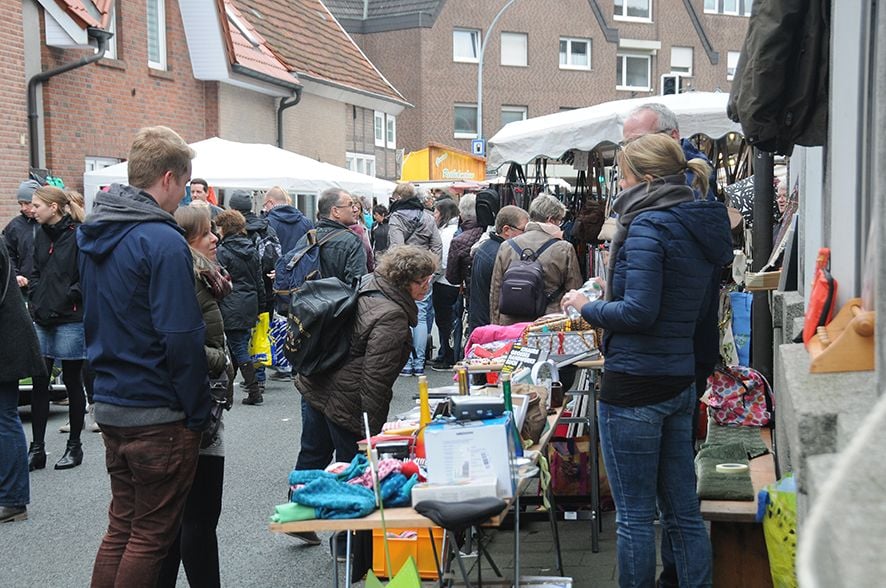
[193,251,232,300]
[606,174,694,301]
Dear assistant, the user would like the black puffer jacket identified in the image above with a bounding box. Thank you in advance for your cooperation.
[0,240,46,382]
[2,212,37,281]
[217,233,263,330]
[296,273,417,435]
[314,218,367,284]
[30,215,82,326]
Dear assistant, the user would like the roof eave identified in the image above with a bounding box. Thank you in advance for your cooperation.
[297,74,412,115]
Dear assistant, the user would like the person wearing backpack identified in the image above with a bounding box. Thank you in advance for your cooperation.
[489,195,582,325]
[290,244,437,546]
[560,133,733,588]
[387,183,442,376]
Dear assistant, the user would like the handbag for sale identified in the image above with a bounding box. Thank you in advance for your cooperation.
[522,329,596,356]
[802,248,838,346]
[705,364,773,428]
[512,383,548,445]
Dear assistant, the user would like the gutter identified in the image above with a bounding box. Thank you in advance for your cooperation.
[277,87,303,149]
[681,0,719,64]
[27,27,113,170]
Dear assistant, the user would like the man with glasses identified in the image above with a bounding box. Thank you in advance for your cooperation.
[622,103,718,201]
[468,205,529,334]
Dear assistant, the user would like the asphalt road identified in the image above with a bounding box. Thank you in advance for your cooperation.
[5,368,458,587]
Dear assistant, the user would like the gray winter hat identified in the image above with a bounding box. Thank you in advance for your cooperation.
[17,180,41,202]
[228,190,253,213]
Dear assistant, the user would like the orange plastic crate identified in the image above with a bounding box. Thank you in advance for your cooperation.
[371,527,444,580]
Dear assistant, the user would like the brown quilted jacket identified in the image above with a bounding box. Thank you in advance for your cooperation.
[295,274,417,435]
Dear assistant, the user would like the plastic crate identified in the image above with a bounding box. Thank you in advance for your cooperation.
[371,527,444,580]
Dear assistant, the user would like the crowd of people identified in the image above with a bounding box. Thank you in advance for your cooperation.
[0,101,732,587]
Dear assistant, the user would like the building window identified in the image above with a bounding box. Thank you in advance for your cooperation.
[500,105,528,129]
[374,111,385,147]
[727,51,741,80]
[670,46,693,76]
[147,0,166,69]
[346,152,377,177]
[453,28,480,63]
[616,53,651,90]
[614,0,651,21]
[454,104,478,138]
[386,115,396,149]
[705,0,751,15]
[559,38,591,70]
[501,32,528,67]
[105,5,118,59]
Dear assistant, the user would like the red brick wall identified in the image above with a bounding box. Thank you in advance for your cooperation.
[0,1,31,227]
[39,0,215,198]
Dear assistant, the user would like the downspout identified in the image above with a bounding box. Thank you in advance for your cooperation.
[276,86,303,149]
[27,27,114,170]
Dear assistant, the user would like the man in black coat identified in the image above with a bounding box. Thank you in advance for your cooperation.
[2,180,41,295]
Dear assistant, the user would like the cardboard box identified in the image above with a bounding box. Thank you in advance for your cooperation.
[424,415,517,498]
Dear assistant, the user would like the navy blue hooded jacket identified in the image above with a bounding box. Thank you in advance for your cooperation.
[77,184,210,430]
[267,204,313,255]
[582,199,732,377]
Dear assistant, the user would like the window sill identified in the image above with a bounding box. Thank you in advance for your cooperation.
[613,15,653,24]
[453,58,479,64]
[616,85,651,92]
[98,57,126,71]
[559,65,592,71]
[454,132,478,140]
[148,67,174,81]
[501,63,529,68]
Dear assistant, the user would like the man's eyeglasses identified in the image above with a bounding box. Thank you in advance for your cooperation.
[333,202,357,210]
[506,224,526,233]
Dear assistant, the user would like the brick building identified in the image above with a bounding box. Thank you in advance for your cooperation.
[327,0,751,160]
[1,0,408,226]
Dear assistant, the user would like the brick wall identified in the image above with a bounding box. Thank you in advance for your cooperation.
[39,0,212,199]
[352,0,749,159]
[217,84,276,144]
[281,92,347,166]
[344,105,398,180]
[0,1,31,227]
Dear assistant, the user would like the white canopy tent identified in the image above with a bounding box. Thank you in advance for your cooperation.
[487,92,742,169]
[83,137,396,211]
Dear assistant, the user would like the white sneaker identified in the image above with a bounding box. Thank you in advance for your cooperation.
[86,405,101,432]
[59,420,71,433]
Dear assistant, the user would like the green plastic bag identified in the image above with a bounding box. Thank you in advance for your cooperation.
[759,474,797,588]
[365,557,421,588]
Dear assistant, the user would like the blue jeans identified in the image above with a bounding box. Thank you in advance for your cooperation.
[226,329,251,366]
[295,399,361,470]
[409,288,432,369]
[598,385,711,588]
[0,381,29,507]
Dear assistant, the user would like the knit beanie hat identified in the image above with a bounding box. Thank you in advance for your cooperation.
[228,190,253,213]
[17,180,41,202]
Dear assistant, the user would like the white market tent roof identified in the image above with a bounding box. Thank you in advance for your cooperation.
[487,92,742,169]
[83,137,395,209]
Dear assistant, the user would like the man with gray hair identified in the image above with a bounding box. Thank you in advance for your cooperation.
[622,103,718,201]
[489,195,582,325]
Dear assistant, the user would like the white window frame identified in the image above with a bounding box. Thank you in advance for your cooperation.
[453,28,480,63]
[385,115,396,149]
[703,0,718,14]
[373,111,385,147]
[500,105,528,129]
[721,0,740,15]
[613,0,652,23]
[670,46,693,77]
[727,51,741,81]
[147,0,166,70]
[743,0,753,16]
[559,37,592,70]
[616,52,652,91]
[346,152,377,177]
[500,32,528,67]
[453,103,478,139]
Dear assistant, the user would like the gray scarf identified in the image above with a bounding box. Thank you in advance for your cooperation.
[87,184,176,225]
[606,175,694,301]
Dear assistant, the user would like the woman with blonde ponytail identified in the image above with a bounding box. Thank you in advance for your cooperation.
[560,132,734,587]
[26,185,88,471]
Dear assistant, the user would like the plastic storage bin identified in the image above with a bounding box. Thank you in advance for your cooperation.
[371,527,444,580]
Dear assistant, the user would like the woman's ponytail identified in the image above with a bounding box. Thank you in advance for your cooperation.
[686,158,711,199]
[64,190,86,223]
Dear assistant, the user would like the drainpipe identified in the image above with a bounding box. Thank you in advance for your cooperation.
[27,27,114,170]
[276,86,303,149]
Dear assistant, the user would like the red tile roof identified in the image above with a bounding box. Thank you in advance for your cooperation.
[222,0,299,88]
[232,0,408,105]
[51,0,102,28]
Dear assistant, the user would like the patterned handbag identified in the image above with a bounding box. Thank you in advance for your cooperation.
[522,329,597,356]
[268,313,291,370]
[706,365,773,427]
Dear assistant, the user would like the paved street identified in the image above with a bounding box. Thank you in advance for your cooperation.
[6,369,621,587]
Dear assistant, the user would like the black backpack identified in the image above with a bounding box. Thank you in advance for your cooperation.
[284,277,360,376]
[498,238,560,319]
[272,229,349,315]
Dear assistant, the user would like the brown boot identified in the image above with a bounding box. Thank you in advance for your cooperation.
[239,362,263,405]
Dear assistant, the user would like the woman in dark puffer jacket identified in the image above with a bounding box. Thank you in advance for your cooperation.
[158,206,233,588]
[27,186,87,471]
[561,133,732,588]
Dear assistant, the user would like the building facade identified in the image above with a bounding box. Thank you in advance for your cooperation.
[329,0,751,163]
